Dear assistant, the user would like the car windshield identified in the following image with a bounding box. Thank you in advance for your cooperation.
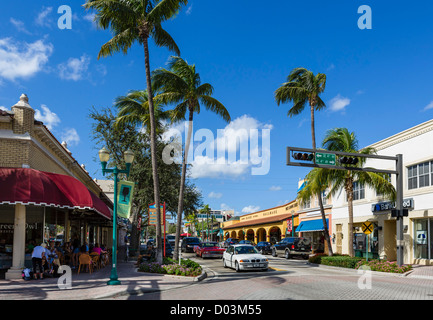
[201,242,218,247]
[185,238,200,243]
[235,246,259,255]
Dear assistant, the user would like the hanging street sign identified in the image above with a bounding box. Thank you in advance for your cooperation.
[315,152,336,165]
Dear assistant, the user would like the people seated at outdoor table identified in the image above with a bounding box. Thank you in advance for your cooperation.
[41,255,51,277]
[46,241,60,276]
[91,243,106,256]
[63,242,72,265]
[71,238,81,269]
[26,240,36,254]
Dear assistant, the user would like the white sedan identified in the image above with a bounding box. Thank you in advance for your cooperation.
[223,244,269,272]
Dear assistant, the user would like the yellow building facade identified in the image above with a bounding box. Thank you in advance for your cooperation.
[222,201,299,244]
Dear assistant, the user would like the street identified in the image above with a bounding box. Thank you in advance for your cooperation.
[107,252,433,301]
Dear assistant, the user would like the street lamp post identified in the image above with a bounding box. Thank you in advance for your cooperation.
[98,147,134,285]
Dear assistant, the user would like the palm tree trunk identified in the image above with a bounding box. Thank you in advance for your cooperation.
[309,100,332,255]
[174,109,193,260]
[143,35,163,264]
[317,194,333,256]
[310,102,317,150]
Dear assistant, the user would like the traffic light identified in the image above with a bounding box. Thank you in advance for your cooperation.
[338,156,359,165]
[391,209,409,218]
[293,152,314,161]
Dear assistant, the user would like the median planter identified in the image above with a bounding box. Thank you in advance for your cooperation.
[138,257,203,277]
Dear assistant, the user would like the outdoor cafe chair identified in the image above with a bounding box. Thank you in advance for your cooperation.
[78,254,93,274]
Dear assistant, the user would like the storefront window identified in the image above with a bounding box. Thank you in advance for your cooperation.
[25,206,44,253]
[430,219,433,260]
[414,219,428,259]
[0,206,14,270]
[44,207,66,244]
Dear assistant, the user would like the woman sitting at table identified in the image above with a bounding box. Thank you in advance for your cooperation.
[91,243,106,256]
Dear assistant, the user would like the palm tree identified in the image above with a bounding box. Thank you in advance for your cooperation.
[274,67,331,254]
[83,0,188,263]
[114,89,171,136]
[274,67,326,149]
[152,56,231,260]
[322,128,396,257]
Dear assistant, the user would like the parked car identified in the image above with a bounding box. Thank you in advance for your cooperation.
[163,242,174,257]
[271,237,312,259]
[239,240,255,246]
[166,235,176,248]
[195,242,225,259]
[223,238,239,248]
[181,237,201,253]
[223,244,268,272]
[255,241,272,255]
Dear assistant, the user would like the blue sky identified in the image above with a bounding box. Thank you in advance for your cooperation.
[1,1,433,217]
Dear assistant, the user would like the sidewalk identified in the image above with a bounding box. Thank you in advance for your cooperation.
[0,261,206,300]
[405,264,433,279]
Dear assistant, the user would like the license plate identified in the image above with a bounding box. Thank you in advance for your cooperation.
[253,264,259,267]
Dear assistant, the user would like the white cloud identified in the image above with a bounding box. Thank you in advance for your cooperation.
[190,155,250,178]
[10,18,31,34]
[0,106,9,112]
[189,115,272,178]
[242,205,260,214]
[35,7,53,28]
[0,38,53,81]
[422,101,433,112]
[329,94,350,112]
[61,128,80,147]
[269,185,282,191]
[186,5,193,15]
[58,54,90,81]
[34,105,61,130]
[326,63,335,71]
[208,191,223,199]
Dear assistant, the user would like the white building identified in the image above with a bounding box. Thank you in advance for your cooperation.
[331,119,433,265]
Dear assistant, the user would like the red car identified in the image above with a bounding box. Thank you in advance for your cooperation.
[195,242,225,259]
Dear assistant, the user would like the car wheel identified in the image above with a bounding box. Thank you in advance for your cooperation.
[223,259,227,268]
[303,254,309,260]
[272,248,277,257]
[235,261,241,272]
[285,249,291,259]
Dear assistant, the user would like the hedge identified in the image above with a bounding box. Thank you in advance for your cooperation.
[320,255,364,269]
[308,254,412,274]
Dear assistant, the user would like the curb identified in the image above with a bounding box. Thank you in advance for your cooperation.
[306,262,416,278]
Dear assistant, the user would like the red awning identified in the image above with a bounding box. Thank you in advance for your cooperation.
[0,168,111,219]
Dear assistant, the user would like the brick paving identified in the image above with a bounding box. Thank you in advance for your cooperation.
[0,260,432,300]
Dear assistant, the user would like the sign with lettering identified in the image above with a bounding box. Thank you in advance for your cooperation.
[371,198,414,214]
[315,152,336,165]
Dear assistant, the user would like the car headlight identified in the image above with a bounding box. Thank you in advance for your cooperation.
[261,259,268,262]
[239,259,250,263]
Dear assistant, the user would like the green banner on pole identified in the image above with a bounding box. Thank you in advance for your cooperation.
[117,180,134,219]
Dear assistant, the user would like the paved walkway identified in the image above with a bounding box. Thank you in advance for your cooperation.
[0,261,432,300]
[0,261,205,300]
